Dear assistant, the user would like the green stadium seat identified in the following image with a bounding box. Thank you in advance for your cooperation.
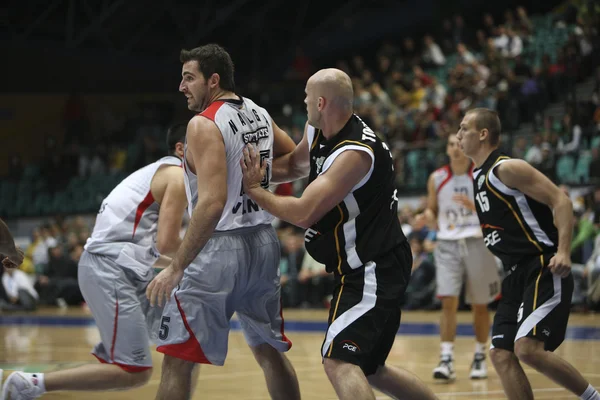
[574,152,592,184]
[556,155,575,184]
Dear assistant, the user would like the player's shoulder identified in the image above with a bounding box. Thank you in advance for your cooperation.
[197,100,229,122]
[432,165,451,180]
[188,113,220,134]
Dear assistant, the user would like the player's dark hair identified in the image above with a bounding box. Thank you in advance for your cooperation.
[467,108,502,146]
[180,44,235,92]
[166,123,187,156]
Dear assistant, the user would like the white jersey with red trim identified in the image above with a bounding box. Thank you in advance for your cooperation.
[84,156,182,276]
[183,96,275,231]
[433,165,482,240]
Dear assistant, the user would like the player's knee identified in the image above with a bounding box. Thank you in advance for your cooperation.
[489,348,514,369]
[323,358,343,381]
[514,338,543,367]
[121,367,153,388]
[161,355,195,376]
[251,343,281,369]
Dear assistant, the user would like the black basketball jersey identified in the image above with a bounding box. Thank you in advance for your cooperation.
[304,114,406,275]
[472,149,558,269]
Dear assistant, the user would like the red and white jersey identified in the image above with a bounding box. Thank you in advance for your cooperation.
[184,97,275,231]
[84,156,182,275]
[433,164,482,240]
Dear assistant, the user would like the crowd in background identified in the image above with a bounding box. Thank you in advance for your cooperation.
[2,3,600,313]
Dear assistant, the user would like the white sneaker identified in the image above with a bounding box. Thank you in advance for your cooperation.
[469,353,488,379]
[2,372,44,400]
[433,356,456,382]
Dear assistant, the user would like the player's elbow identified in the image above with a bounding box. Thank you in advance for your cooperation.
[155,236,179,256]
[199,195,227,218]
[297,211,320,229]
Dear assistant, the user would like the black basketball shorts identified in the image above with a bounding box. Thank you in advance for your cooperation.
[321,241,412,376]
[491,253,574,352]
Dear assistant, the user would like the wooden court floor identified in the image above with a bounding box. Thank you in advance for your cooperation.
[0,308,599,399]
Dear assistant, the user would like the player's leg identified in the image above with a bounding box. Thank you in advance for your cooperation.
[248,344,300,400]
[3,252,153,399]
[237,226,300,400]
[324,358,375,400]
[433,240,462,381]
[513,262,599,399]
[464,238,502,379]
[365,307,437,400]
[154,356,196,400]
[324,244,435,399]
[154,236,237,400]
[489,265,533,399]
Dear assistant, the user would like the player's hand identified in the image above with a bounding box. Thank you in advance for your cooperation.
[548,252,571,278]
[2,247,24,269]
[452,194,476,211]
[146,265,184,307]
[240,144,266,193]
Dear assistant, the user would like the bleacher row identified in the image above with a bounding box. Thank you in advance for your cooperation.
[0,12,595,218]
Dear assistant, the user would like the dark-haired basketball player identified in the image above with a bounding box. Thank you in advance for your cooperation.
[3,125,189,400]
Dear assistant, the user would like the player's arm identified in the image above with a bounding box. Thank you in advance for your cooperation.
[242,145,370,229]
[154,166,187,257]
[147,117,227,306]
[270,121,310,183]
[0,218,24,267]
[422,173,438,228]
[171,117,227,271]
[495,159,573,277]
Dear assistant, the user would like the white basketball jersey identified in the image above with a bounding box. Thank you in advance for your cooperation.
[433,165,482,240]
[183,97,275,231]
[84,156,182,275]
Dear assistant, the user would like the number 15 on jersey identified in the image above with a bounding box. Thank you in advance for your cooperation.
[476,192,490,212]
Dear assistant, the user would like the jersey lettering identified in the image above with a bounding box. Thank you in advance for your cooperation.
[484,230,501,247]
[476,191,490,212]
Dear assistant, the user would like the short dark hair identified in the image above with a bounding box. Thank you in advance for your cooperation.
[180,44,235,92]
[166,123,187,156]
[467,108,501,146]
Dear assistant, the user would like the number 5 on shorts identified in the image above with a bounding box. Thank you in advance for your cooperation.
[159,316,170,340]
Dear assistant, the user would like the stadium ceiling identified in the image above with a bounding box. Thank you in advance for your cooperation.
[1,0,407,77]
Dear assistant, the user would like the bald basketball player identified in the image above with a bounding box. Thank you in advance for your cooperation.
[0,218,24,268]
[242,68,438,400]
[3,125,192,400]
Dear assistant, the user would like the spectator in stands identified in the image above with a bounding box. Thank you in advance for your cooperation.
[402,233,436,310]
[297,252,333,309]
[590,147,600,183]
[506,27,524,58]
[1,265,38,311]
[525,134,544,165]
[557,113,583,154]
[35,239,82,306]
[422,35,446,68]
[512,136,528,159]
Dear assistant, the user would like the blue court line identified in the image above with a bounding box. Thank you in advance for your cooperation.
[1,315,599,340]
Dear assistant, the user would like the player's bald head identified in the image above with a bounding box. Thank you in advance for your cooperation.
[307,68,354,112]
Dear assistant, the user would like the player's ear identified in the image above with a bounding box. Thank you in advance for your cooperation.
[175,142,185,158]
[317,96,325,111]
[479,128,489,143]
[209,73,220,89]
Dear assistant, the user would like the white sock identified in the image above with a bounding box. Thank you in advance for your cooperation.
[475,342,487,356]
[581,384,600,400]
[26,372,46,392]
[441,342,454,359]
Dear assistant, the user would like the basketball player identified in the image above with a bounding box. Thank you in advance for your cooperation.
[2,124,190,399]
[241,68,437,400]
[0,218,24,268]
[457,108,600,400]
[422,133,501,381]
[145,44,301,400]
